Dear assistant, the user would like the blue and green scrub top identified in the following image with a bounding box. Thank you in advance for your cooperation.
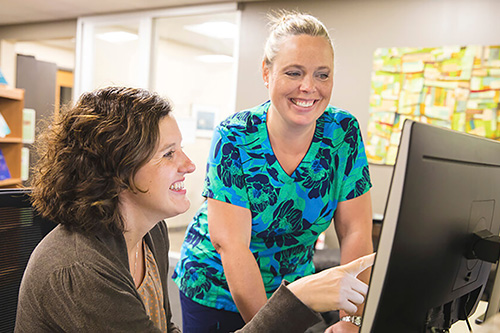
[173,101,372,312]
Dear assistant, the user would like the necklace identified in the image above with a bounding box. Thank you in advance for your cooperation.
[132,241,140,283]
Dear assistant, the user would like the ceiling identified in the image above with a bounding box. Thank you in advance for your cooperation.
[0,0,261,26]
[1,0,263,55]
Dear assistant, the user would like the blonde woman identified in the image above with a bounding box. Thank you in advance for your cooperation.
[174,11,373,333]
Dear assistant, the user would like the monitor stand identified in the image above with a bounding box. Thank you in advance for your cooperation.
[476,261,500,324]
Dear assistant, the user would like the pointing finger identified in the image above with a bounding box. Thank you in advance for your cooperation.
[342,253,376,277]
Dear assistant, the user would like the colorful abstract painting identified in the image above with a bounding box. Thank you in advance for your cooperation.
[366,45,500,165]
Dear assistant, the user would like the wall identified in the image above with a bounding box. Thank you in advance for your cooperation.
[154,38,236,118]
[2,0,499,216]
[0,16,236,231]
[15,41,74,70]
[0,20,76,41]
[236,0,500,216]
[0,40,16,85]
[153,37,236,228]
[0,20,76,85]
[92,36,142,89]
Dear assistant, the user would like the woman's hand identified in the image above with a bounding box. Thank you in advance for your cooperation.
[288,253,375,314]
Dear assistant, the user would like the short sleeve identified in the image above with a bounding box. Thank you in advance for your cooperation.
[338,116,372,201]
[202,126,250,209]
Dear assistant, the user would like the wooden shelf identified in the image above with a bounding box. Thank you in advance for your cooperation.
[0,178,22,187]
[0,86,25,188]
[0,85,24,101]
[0,137,22,143]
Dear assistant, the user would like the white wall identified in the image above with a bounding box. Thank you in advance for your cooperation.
[15,41,74,70]
[0,20,76,85]
[0,40,16,85]
[92,37,142,89]
[154,38,235,119]
[153,37,236,229]
[236,0,500,216]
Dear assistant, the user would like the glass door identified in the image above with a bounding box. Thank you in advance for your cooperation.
[74,3,239,231]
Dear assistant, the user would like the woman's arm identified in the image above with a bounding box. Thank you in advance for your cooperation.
[333,190,374,329]
[236,254,375,333]
[207,198,268,322]
[288,253,374,313]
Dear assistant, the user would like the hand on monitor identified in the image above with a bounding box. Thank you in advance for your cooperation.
[288,253,375,314]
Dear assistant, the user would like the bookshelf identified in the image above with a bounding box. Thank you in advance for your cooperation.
[0,85,24,188]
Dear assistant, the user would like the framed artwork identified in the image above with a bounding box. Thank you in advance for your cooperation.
[365,45,500,165]
[192,104,219,138]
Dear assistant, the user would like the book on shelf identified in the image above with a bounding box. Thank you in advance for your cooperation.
[23,108,35,143]
[0,68,7,85]
[0,112,11,138]
[21,147,29,181]
[0,148,11,180]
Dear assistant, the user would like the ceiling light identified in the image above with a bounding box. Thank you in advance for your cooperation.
[96,31,138,43]
[184,22,236,39]
[196,55,234,63]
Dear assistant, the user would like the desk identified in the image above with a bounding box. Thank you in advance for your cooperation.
[450,301,487,332]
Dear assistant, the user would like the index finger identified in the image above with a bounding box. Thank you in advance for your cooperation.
[342,253,376,277]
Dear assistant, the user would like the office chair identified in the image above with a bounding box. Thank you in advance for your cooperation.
[0,188,56,332]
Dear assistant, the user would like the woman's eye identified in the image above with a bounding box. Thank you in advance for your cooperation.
[316,73,330,80]
[163,151,175,159]
[285,71,301,77]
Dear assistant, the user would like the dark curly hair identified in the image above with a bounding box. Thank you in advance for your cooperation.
[30,86,172,236]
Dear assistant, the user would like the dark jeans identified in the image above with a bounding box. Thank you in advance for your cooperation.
[179,291,246,333]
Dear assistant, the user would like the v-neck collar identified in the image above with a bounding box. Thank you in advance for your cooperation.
[262,104,325,182]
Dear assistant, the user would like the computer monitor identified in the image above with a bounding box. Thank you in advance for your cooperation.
[361,120,500,332]
[0,188,56,332]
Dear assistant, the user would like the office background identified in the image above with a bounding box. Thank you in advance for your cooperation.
[1,0,500,242]
[1,1,500,330]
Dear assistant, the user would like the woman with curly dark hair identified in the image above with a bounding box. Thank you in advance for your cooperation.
[15,86,374,333]
[16,86,194,332]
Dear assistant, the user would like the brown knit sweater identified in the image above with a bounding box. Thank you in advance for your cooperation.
[15,222,321,332]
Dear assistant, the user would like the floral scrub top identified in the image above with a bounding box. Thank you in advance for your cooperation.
[173,101,372,312]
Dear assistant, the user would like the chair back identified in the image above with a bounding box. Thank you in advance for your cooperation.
[0,188,56,332]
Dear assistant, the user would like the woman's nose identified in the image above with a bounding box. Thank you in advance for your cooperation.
[180,152,196,174]
[299,75,316,93]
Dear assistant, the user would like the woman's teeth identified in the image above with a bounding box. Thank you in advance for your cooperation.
[292,99,315,107]
[170,182,184,191]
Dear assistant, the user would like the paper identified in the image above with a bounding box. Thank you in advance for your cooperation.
[21,147,29,181]
[23,108,36,143]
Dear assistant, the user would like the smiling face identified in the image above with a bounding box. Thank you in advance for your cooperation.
[120,115,196,224]
[263,34,334,130]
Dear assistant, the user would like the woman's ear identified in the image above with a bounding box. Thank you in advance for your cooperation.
[262,60,270,88]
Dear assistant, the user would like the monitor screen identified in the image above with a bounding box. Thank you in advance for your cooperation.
[0,188,56,332]
[361,120,500,332]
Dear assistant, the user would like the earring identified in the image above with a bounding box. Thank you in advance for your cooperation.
[265,82,269,88]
